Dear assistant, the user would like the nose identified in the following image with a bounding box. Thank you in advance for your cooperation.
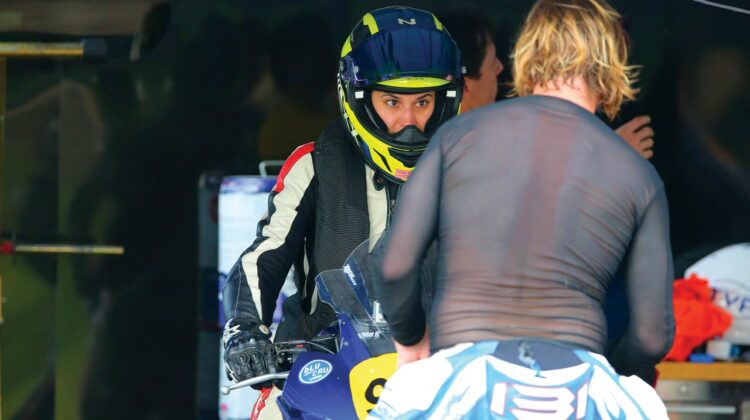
[399,106,418,129]
[495,58,504,76]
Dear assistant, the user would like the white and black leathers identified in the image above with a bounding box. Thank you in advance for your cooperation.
[222,119,402,340]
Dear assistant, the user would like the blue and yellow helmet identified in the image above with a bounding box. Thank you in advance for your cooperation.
[338,6,464,183]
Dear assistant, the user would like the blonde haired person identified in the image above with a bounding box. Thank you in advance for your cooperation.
[512,0,657,157]
[510,0,638,120]
[443,6,656,159]
[369,0,672,418]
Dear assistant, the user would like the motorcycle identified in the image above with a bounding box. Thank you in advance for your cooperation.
[222,239,397,419]
[222,236,672,419]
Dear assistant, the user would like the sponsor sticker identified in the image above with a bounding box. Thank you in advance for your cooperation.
[395,169,411,181]
[343,264,357,286]
[299,360,333,384]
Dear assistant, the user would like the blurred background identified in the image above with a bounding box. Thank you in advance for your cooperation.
[0,0,748,419]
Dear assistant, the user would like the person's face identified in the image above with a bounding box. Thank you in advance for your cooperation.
[463,39,504,112]
[370,90,436,133]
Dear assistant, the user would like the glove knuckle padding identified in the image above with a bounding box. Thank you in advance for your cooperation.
[223,318,277,386]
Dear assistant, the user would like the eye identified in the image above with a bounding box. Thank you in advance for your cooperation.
[416,99,430,107]
[386,99,399,107]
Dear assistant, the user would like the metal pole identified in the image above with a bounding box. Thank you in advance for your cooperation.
[0,274,4,324]
[0,43,83,58]
[0,59,5,334]
[0,57,6,235]
[14,244,124,255]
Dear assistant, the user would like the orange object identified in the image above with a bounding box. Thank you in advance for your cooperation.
[664,274,733,361]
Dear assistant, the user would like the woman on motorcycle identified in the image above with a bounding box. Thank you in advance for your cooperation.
[222,6,463,418]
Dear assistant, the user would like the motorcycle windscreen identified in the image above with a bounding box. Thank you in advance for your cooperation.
[317,267,393,356]
[317,235,385,318]
[343,237,382,313]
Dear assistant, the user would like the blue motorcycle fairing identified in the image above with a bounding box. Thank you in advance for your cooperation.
[277,313,372,419]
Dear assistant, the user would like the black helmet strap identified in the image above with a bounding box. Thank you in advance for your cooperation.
[424,88,458,134]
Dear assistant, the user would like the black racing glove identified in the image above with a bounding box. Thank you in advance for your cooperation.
[223,317,278,390]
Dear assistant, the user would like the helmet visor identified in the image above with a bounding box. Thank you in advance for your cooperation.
[342,28,462,88]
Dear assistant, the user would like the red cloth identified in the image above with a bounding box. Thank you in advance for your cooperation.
[664,274,733,361]
[0,240,13,255]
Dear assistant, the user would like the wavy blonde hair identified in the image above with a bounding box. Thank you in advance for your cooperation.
[510,0,638,120]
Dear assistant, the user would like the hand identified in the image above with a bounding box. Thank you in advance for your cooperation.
[223,317,278,389]
[394,327,430,369]
[615,115,655,159]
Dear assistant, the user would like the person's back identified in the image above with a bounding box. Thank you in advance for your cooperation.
[430,94,666,354]
[370,1,673,418]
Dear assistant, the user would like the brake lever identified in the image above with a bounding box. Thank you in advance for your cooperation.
[221,372,290,395]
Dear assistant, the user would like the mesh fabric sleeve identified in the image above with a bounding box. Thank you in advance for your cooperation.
[608,185,675,384]
[374,137,443,346]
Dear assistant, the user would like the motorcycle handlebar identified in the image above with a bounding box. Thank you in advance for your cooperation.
[222,335,337,394]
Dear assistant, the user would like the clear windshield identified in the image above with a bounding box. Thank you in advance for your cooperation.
[316,236,394,355]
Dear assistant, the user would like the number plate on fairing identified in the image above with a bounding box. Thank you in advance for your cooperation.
[349,353,397,419]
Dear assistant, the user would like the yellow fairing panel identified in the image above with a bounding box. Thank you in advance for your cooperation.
[349,352,397,419]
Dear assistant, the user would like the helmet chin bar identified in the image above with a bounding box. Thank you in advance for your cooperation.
[386,126,428,168]
[391,125,429,147]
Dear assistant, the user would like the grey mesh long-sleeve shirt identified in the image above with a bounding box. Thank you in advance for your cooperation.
[373,95,675,382]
